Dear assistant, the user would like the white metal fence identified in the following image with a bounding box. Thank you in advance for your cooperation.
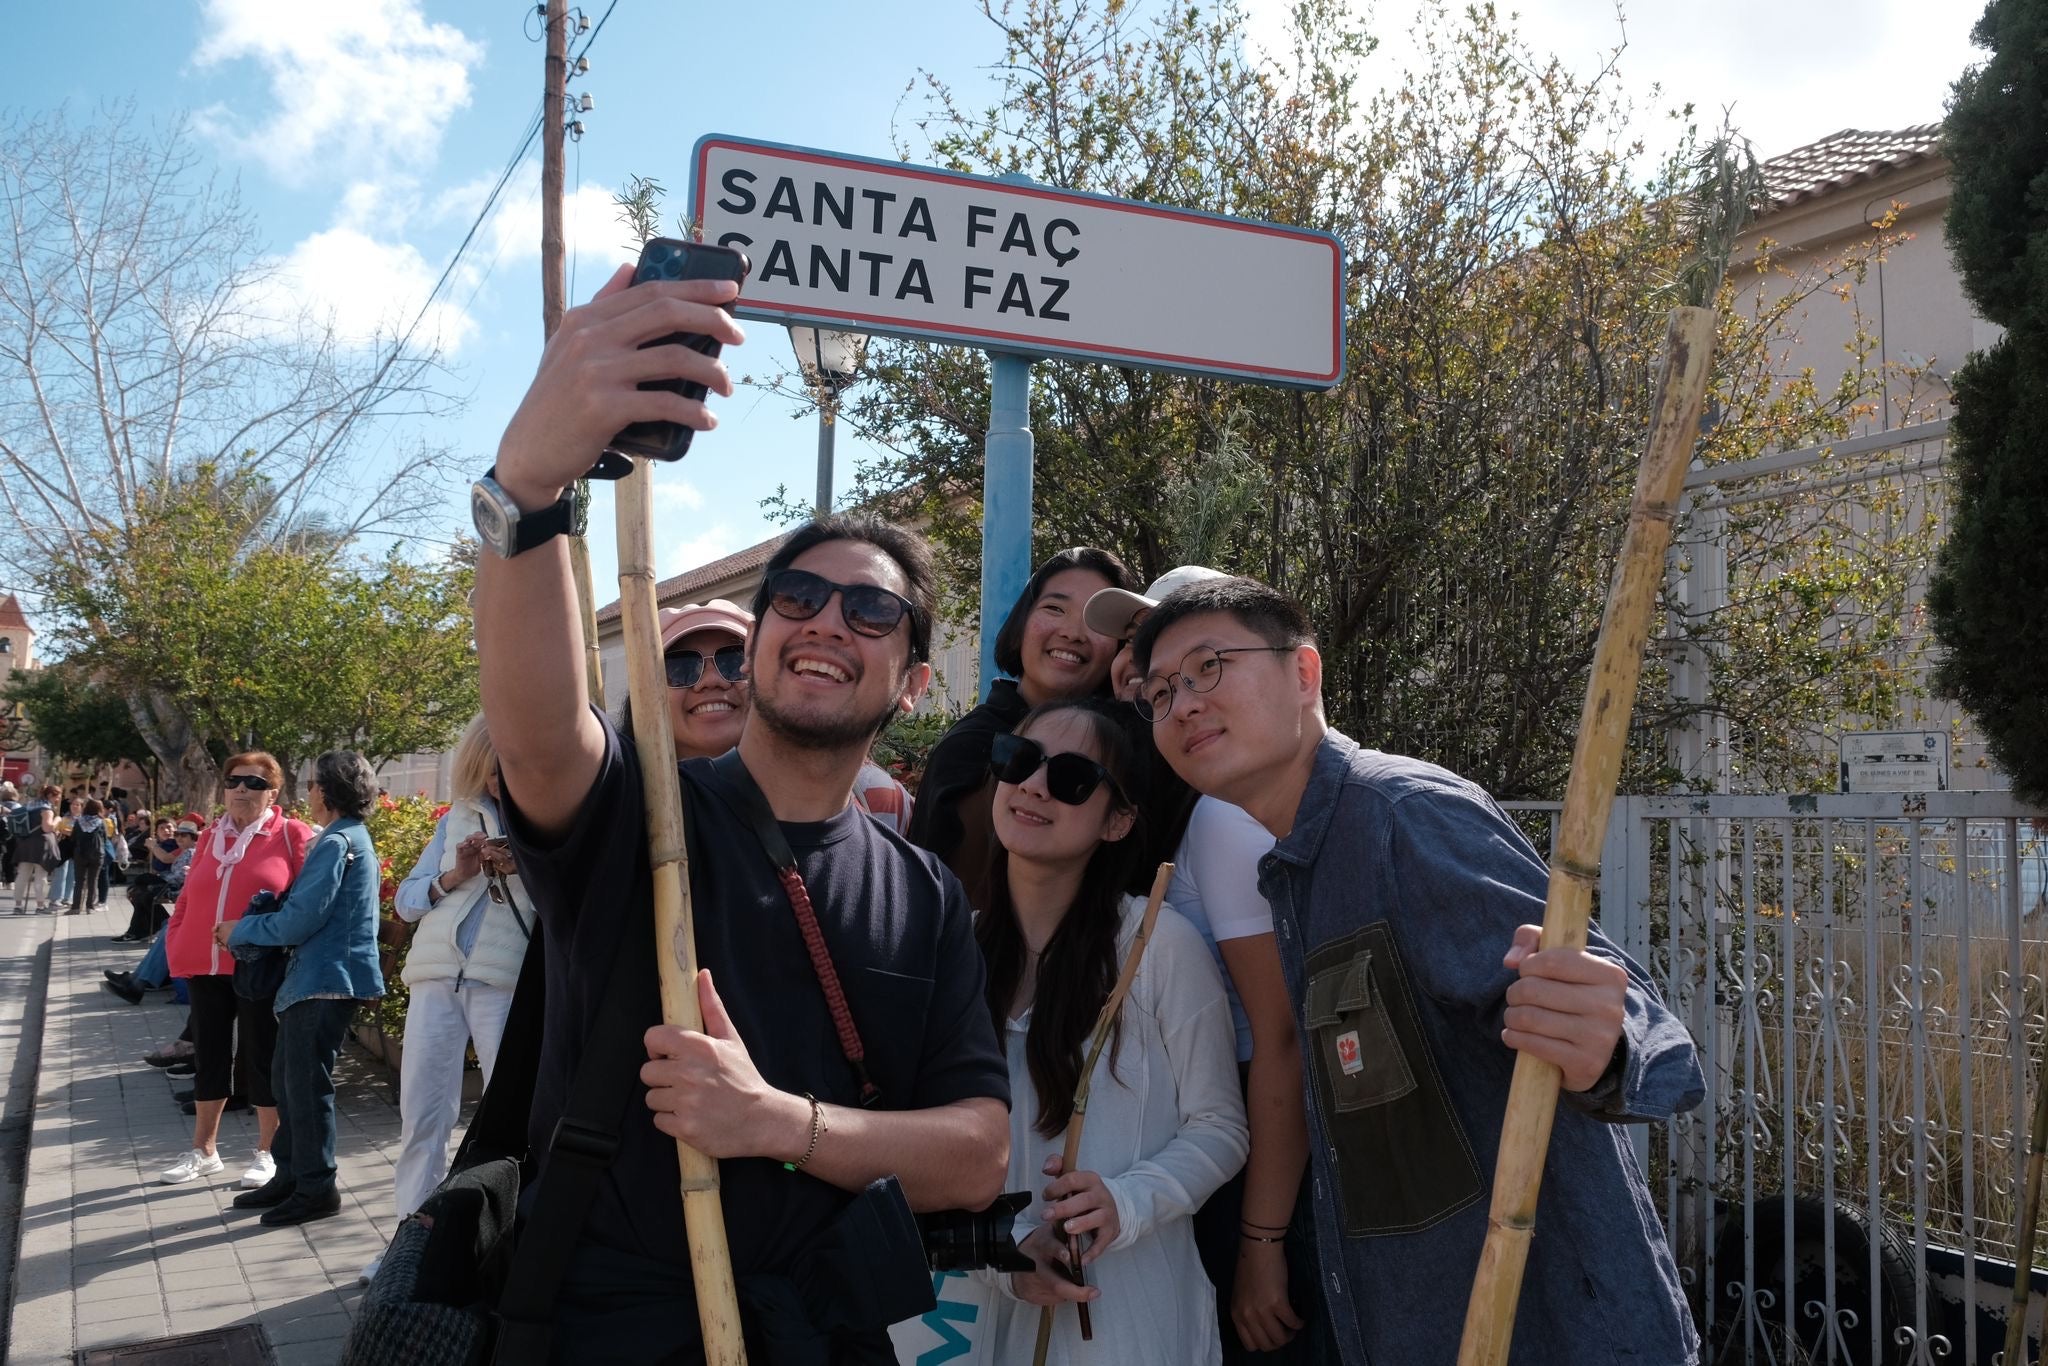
[1509,793,2048,1365]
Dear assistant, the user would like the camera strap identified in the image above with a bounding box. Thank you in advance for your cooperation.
[712,751,881,1107]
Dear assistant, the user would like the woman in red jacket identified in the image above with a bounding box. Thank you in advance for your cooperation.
[157,751,313,1189]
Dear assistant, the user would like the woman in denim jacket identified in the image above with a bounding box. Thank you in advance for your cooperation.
[221,749,386,1227]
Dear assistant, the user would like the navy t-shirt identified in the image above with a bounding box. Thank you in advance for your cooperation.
[504,714,1009,1291]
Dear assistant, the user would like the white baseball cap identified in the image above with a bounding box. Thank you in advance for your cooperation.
[1083,565,1230,640]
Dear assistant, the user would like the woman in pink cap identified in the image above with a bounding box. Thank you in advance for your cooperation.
[625,599,914,826]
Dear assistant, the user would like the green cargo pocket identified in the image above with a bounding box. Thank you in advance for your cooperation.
[1305,924,1484,1238]
[1304,949,1414,1111]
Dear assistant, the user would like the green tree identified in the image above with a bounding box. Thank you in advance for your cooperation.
[824,0,1920,797]
[1927,0,2048,803]
[1,664,153,772]
[0,105,458,806]
[38,462,476,806]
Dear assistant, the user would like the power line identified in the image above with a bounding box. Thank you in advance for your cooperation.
[386,0,619,364]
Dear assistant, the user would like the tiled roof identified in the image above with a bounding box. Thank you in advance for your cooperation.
[592,531,791,625]
[0,593,29,632]
[1759,125,1945,213]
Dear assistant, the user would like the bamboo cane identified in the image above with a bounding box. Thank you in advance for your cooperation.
[1030,862,1174,1366]
[2005,1049,2048,1366]
[1455,305,1718,1366]
[616,453,748,1365]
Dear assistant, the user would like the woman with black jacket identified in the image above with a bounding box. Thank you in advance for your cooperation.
[906,546,1135,906]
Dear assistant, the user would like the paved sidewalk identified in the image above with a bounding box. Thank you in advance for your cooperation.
[6,894,420,1365]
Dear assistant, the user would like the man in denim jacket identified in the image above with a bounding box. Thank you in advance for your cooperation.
[1132,577,1704,1365]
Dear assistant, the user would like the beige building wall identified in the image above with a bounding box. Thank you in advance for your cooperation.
[1731,162,1994,432]
[1725,153,2011,788]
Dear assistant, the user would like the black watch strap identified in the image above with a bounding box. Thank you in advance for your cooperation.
[491,468,576,555]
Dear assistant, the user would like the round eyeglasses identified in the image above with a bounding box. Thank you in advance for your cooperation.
[1134,645,1292,723]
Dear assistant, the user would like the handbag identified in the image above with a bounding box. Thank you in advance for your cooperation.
[233,828,349,1001]
[230,889,292,1001]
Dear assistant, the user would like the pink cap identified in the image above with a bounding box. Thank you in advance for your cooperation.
[659,599,753,650]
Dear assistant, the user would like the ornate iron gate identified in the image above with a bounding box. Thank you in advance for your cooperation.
[1510,793,2048,1365]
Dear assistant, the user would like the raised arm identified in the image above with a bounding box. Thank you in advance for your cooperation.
[474,263,743,839]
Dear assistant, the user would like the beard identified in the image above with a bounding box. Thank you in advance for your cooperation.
[750,672,904,752]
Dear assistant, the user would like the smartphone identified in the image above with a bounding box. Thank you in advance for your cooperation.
[595,237,752,477]
[484,836,511,851]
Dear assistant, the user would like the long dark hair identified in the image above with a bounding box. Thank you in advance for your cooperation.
[992,547,1137,680]
[975,697,1147,1137]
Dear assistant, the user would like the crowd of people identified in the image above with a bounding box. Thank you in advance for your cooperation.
[2,754,393,1237]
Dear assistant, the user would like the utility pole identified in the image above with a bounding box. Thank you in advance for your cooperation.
[541,0,607,705]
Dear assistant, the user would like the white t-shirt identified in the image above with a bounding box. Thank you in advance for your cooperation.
[1165,797,1277,1062]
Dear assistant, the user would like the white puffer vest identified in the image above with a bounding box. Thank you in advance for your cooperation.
[400,797,533,991]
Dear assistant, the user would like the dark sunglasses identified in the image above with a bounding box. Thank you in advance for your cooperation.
[989,732,1123,807]
[665,644,748,689]
[764,568,916,642]
[222,774,274,791]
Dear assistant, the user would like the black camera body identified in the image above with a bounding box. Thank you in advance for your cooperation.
[917,1191,1034,1274]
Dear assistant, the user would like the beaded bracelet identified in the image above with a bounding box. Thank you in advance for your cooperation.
[784,1093,824,1173]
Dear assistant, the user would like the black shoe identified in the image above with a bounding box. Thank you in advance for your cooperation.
[261,1188,342,1226]
[164,1061,195,1077]
[233,1176,298,1209]
[180,1096,250,1116]
[104,969,131,985]
[172,1088,193,1104]
[101,977,144,1006]
[110,933,141,944]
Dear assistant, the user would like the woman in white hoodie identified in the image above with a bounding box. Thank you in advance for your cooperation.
[369,713,534,1282]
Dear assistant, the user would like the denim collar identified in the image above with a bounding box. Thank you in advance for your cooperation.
[1268,728,1360,868]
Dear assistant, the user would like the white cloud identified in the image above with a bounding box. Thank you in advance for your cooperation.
[665,525,742,576]
[653,481,708,514]
[192,0,481,185]
[1242,0,1981,160]
[253,224,476,354]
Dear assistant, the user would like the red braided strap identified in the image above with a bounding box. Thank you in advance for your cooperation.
[775,866,880,1104]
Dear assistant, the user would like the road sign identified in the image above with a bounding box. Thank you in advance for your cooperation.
[1839,730,1950,793]
[690,135,1345,388]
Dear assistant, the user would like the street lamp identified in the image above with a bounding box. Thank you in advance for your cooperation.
[788,325,865,516]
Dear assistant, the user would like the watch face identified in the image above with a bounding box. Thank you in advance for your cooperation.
[471,480,513,555]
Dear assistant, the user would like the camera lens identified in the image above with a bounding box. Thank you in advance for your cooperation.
[917,1192,1033,1274]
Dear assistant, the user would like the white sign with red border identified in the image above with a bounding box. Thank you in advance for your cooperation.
[690,135,1345,389]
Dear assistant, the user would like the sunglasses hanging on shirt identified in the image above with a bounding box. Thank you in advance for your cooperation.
[988,732,1123,807]
[664,644,748,690]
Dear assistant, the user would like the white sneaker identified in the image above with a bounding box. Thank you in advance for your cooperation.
[159,1149,224,1184]
[358,1256,382,1286]
[238,1151,276,1189]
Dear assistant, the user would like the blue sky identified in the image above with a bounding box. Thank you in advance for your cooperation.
[9,0,1980,632]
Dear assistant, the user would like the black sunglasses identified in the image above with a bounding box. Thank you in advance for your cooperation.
[764,569,916,642]
[223,774,274,792]
[665,644,748,689]
[989,733,1123,807]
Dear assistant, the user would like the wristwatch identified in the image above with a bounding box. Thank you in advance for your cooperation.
[471,468,575,559]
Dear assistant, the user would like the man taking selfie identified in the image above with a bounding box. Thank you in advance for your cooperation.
[1130,576,1705,1366]
[472,263,1009,1363]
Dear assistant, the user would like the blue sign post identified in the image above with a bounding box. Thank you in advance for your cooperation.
[978,352,1035,697]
